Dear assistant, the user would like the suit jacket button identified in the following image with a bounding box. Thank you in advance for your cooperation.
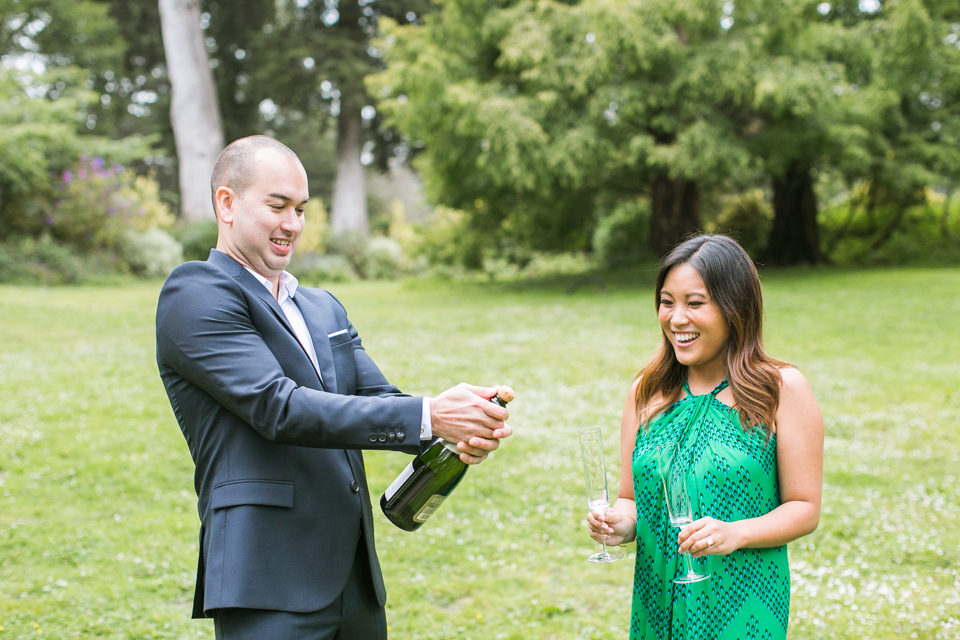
[387,432,396,442]
[378,433,387,443]
[397,431,405,442]
[350,481,360,493]
[368,434,377,443]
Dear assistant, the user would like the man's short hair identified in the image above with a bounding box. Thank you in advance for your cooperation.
[210,136,300,212]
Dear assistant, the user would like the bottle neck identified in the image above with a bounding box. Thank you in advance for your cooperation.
[441,439,461,455]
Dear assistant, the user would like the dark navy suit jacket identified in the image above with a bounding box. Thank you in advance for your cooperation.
[156,250,422,617]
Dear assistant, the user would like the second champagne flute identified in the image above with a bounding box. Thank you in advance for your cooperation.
[656,442,710,584]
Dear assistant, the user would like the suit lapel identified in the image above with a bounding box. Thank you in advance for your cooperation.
[291,289,339,394]
[206,251,342,395]
[208,250,297,337]
[207,250,332,390]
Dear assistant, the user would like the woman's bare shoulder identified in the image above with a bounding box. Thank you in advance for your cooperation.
[774,365,822,432]
[777,366,813,397]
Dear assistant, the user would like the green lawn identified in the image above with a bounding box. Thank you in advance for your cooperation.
[1,268,958,639]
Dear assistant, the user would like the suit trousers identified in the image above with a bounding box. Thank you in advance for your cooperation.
[212,532,387,640]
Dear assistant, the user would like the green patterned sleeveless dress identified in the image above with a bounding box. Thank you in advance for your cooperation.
[630,380,790,639]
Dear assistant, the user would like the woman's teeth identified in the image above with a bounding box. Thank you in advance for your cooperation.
[675,332,699,344]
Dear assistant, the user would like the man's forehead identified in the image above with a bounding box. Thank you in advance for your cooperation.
[250,150,307,191]
[253,147,301,169]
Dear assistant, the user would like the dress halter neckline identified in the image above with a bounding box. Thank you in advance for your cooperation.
[682,378,728,397]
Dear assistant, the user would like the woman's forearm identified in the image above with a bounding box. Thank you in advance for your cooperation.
[733,500,820,549]
[612,497,638,544]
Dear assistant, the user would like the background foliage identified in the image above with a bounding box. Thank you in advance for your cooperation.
[370,0,960,266]
[3,0,959,282]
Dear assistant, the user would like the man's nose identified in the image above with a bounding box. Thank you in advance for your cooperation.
[279,209,302,233]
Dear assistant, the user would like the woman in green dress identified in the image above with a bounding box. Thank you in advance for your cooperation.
[587,235,823,639]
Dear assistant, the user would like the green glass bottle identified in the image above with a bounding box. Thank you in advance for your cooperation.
[380,386,514,531]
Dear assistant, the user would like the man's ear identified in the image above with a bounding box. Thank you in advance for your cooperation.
[215,186,237,224]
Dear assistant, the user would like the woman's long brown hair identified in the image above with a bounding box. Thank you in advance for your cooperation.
[635,235,788,436]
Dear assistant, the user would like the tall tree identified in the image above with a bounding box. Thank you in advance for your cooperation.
[331,91,369,236]
[371,0,958,263]
[739,0,960,263]
[370,0,750,258]
[89,0,181,204]
[237,0,434,239]
[159,0,224,223]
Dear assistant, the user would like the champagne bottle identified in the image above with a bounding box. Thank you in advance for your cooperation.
[380,386,514,532]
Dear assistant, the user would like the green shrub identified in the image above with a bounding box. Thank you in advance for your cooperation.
[414,206,485,270]
[121,228,184,278]
[592,198,650,267]
[0,65,153,240]
[50,156,176,253]
[299,200,329,255]
[0,236,86,284]
[827,202,960,265]
[364,236,406,280]
[327,230,370,277]
[822,189,960,265]
[321,230,419,281]
[711,190,772,256]
[521,252,593,278]
[292,252,357,285]
[178,219,220,262]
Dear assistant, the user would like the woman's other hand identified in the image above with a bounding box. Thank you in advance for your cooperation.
[677,516,745,558]
[586,507,635,547]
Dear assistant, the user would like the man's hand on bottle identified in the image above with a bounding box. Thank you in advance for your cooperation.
[430,383,513,465]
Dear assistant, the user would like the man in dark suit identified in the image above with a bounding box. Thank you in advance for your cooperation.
[156,136,511,640]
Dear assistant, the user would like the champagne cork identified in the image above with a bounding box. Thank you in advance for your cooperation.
[495,385,515,404]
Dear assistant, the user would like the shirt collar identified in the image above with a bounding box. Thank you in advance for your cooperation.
[243,267,299,304]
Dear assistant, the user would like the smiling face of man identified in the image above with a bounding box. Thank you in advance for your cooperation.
[214,146,309,286]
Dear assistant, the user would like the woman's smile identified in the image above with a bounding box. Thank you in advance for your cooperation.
[674,332,700,346]
[658,263,730,375]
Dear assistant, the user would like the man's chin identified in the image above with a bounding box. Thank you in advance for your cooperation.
[266,254,293,272]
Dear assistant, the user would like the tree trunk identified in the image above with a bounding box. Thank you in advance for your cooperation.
[330,99,369,238]
[159,0,224,223]
[649,175,700,256]
[763,163,821,265]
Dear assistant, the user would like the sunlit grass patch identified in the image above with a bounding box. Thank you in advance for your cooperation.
[1,267,958,638]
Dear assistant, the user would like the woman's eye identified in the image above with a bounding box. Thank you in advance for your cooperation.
[296,209,305,216]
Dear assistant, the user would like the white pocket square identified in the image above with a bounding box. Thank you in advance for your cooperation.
[327,329,349,338]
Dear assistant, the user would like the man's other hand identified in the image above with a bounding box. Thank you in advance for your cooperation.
[430,383,513,465]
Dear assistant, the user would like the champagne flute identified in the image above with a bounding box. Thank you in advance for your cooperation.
[578,427,624,563]
[656,442,710,584]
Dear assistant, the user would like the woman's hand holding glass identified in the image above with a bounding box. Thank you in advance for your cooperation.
[677,516,744,558]
[586,506,636,547]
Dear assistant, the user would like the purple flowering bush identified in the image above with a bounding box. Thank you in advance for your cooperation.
[50,155,176,252]
[0,154,182,283]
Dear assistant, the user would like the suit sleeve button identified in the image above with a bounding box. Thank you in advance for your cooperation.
[387,432,396,442]
[397,431,405,442]
[378,433,387,443]
[368,434,377,443]
[350,481,360,493]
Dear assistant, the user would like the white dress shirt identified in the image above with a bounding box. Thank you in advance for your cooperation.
[244,267,432,440]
